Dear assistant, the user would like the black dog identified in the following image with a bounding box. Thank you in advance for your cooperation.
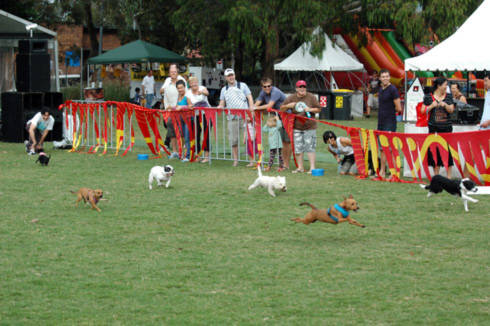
[36,152,51,166]
[420,175,478,212]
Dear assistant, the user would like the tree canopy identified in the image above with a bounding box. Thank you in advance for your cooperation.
[3,0,484,81]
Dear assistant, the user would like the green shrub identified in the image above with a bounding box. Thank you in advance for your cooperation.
[60,81,130,102]
[61,84,82,101]
[102,80,130,102]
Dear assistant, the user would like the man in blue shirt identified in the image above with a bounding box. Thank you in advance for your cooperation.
[254,77,286,111]
[254,77,291,169]
[376,69,402,179]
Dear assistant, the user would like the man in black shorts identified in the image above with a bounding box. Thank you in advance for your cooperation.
[376,69,402,179]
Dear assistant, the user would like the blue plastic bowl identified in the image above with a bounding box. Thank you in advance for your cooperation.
[137,154,149,160]
[311,168,324,176]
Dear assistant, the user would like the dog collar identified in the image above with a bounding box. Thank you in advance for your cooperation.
[334,204,349,218]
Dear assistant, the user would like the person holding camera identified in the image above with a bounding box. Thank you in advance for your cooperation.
[422,77,455,178]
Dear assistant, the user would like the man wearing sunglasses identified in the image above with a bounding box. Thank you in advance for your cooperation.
[254,77,291,169]
[280,80,321,174]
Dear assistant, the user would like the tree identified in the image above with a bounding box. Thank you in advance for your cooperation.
[13,0,484,80]
[102,0,187,52]
[57,0,100,57]
[335,0,483,49]
[1,0,60,24]
[172,0,329,80]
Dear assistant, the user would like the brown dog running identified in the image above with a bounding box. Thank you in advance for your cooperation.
[71,188,103,212]
[291,195,365,228]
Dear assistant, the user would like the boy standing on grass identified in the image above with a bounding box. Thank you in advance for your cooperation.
[262,115,285,172]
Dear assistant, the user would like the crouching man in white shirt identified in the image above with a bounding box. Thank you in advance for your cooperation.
[25,108,54,154]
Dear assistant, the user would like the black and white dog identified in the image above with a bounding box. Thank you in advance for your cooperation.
[148,165,175,189]
[420,175,478,212]
[35,152,51,166]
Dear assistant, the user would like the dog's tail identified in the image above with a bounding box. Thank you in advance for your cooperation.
[300,202,317,210]
[257,164,262,178]
[70,190,77,194]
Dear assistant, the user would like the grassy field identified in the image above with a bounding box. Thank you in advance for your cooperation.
[1,117,489,325]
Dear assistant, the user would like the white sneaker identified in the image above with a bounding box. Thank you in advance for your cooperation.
[28,150,36,155]
[168,152,179,159]
[53,139,72,148]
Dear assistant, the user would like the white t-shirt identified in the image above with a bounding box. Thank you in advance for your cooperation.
[141,75,155,95]
[27,112,55,131]
[186,86,209,105]
[481,91,490,130]
[161,76,187,109]
[328,137,354,156]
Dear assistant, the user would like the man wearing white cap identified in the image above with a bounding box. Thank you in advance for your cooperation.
[218,68,254,166]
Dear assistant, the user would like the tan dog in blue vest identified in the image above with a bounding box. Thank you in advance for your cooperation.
[291,195,365,228]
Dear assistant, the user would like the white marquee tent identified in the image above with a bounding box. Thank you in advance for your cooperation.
[274,33,364,72]
[405,0,490,71]
[274,33,366,117]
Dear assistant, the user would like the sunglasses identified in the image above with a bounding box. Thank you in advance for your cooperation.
[297,85,306,88]
[262,85,272,88]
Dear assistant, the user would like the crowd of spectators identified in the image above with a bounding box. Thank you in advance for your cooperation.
[132,65,489,178]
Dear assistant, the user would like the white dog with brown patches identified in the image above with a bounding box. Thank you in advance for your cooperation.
[148,165,175,189]
[248,166,287,197]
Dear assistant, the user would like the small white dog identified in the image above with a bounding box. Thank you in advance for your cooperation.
[148,165,175,190]
[248,165,287,197]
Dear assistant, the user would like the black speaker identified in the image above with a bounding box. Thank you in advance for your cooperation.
[0,92,64,143]
[1,92,42,142]
[44,92,63,109]
[18,40,48,54]
[1,92,25,142]
[44,92,64,140]
[16,53,50,92]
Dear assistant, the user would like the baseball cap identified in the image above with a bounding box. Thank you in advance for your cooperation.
[224,68,235,76]
[296,80,307,87]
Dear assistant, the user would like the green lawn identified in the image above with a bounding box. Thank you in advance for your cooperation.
[0,117,488,325]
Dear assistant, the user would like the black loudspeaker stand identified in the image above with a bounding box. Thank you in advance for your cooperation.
[1,92,63,143]
[16,53,50,92]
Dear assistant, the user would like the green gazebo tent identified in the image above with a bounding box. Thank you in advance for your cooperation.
[87,40,187,64]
